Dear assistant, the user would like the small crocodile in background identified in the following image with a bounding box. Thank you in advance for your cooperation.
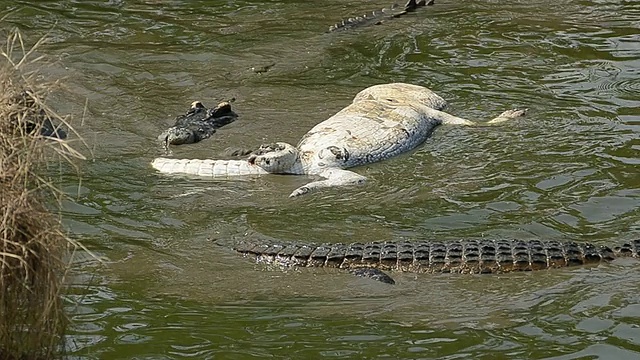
[157,100,238,149]
[239,0,436,75]
[232,238,640,284]
[329,0,434,32]
[154,0,435,142]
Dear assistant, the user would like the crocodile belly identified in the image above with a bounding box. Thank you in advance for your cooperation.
[298,100,442,168]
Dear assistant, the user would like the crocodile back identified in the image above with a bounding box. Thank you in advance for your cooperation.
[235,239,640,274]
[329,0,434,32]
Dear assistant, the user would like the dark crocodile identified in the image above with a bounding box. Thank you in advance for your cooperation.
[240,0,436,75]
[10,90,67,139]
[329,0,434,32]
[234,239,640,284]
[158,100,238,148]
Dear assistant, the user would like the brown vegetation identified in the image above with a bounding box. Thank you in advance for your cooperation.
[0,30,85,359]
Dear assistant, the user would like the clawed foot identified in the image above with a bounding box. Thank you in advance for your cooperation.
[487,108,528,124]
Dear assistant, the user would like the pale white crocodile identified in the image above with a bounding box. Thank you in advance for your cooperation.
[152,83,526,197]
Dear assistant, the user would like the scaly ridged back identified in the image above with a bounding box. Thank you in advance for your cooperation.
[152,158,268,177]
[234,239,640,274]
[328,0,434,32]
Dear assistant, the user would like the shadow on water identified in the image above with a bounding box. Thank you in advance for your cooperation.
[2,0,639,358]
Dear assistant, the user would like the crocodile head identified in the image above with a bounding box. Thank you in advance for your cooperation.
[159,100,238,147]
[206,101,238,129]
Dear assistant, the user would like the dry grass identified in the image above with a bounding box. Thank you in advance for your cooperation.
[0,29,87,359]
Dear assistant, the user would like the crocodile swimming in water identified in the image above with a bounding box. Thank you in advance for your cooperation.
[239,0,436,75]
[158,100,238,149]
[233,238,640,284]
[152,82,526,197]
[10,90,67,139]
[329,0,434,32]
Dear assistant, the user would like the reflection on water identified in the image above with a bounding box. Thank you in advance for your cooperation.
[3,0,640,358]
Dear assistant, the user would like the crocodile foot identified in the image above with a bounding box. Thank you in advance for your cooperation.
[348,268,395,285]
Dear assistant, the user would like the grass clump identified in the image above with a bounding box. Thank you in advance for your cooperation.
[0,29,86,359]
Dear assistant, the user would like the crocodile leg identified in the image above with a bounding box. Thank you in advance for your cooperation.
[435,107,527,126]
[349,268,396,284]
[289,168,367,197]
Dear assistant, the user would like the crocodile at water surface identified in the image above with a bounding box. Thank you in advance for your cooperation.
[10,90,67,139]
[239,0,436,75]
[152,83,526,197]
[329,0,434,32]
[157,100,238,149]
[233,238,640,284]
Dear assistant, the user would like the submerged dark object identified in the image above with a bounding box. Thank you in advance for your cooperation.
[234,238,640,284]
[10,90,67,139]
[329,0,435,32]
[158,100,238,148]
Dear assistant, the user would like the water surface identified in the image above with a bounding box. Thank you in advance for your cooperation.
[3,0,640,358]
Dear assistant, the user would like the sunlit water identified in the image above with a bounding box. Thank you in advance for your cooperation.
[2,0,640,358]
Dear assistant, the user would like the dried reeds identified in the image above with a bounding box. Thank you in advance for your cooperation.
[0,29,86,359]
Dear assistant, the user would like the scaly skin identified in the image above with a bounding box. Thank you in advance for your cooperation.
[158,100,238,149]
[329,0,435,32]
[233,239,640,283]
[151,158,269,177]
[152,83,526,197]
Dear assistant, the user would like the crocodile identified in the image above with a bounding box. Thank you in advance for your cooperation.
[233,238,640,284]
[158,100,238,149]
[10,90,67,139]
[329,0,434,32]
[152,82,526,197]
[243,0,436,75]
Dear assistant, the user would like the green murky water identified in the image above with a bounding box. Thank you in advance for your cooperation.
[3,0,640,358]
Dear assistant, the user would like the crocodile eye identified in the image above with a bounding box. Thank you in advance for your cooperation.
[265,159,270,165]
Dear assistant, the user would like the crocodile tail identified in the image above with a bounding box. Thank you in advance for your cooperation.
[151,158,269,177]
[234,239,640,274]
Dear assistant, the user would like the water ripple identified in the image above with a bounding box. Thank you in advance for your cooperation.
[3,0,639,358]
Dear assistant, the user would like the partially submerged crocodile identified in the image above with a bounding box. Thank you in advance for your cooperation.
[329,0,434,32]
[158,100,238,148]
[10,90,67,139]
[234,238,640,284]
[152,82,526,197]
[244,0,436,75]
